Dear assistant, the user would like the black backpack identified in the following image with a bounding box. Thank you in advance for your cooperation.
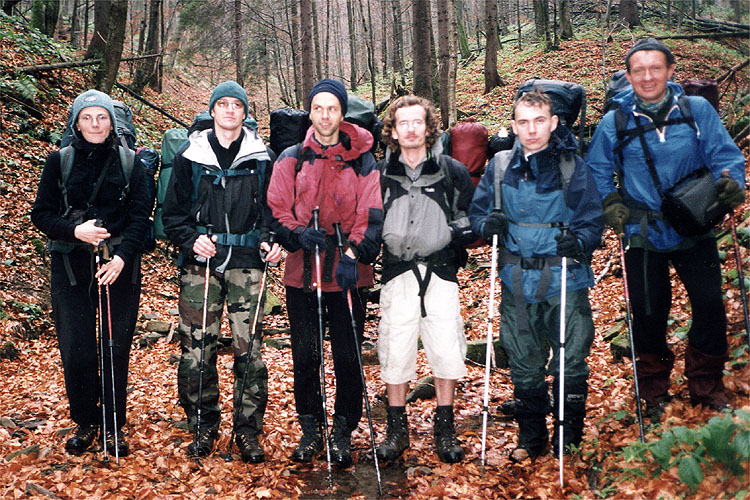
[270,108,311,156]
[602,70,632,115]
[515,79,587,153]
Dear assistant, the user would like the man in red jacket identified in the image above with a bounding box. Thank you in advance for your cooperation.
[267,79,383,467]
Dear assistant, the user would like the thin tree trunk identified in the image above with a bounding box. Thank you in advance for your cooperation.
[381,0,389,76]
[484,0,503,93]
[346,0,357,90]
[132,0,161,94]
[436,0,457,128]
[560,0,573,39]
[455,0,471,59]
[70,0,80,48]
[412,0,432,99]
[312,0,322,80]
[94,0,127,94]
[289,0,302,106]
[233,0,243,86]
[391,0,403,74]
[300,0,316,103]
[516,0,522,50]
[84,0,110,60]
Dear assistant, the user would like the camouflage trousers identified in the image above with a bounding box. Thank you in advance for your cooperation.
[177,264,268,435]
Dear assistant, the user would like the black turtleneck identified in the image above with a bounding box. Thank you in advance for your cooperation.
[208,129,244,169]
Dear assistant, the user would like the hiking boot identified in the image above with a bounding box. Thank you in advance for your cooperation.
[511,387,550,463]
[643,395,671,422]
[329,415,353,467]
[187,429,218,458]
[685,344,730,410]
[65,425,98,455]
[236,429,265,463]
[376,406,409,461]
[104,429,130,457]
[291,415,323,462]
[552,380,587,456]
[433,406,464,464]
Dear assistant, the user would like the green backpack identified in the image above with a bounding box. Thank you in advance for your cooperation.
[153,128,188,240]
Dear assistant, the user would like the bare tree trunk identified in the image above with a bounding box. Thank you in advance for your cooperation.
[560,0,573,39]
[362,0,377,103]
[346,0,358,90]
[391,0,403,74]
[484,0,503,93]
[84,0,110,60]
[436,0,457,128]
[412,0,432,99]
[94,0,127,94]
[455,0,471,59]
[381,0,389,76]
[620,0,640,27]
[300,0,316,104]
[533,0,550,50]
[83,0,89,47]
[516,0,522,50]
[233,0,243,86]
[289,0,302,106]
[312,0,322,80]
[70,0,80,47]
[324,0,331,76]
[2,0,22,15]
[137,0,147,54]
[132,0,161,94]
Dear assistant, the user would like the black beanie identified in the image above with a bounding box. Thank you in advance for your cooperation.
[307,78,348,116]
[625,38,675,70]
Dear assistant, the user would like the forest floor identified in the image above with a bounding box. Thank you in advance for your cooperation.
[1,14,749,499]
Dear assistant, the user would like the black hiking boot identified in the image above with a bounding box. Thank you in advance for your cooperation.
[433,406,464,464]
[187,429,218,458]
[510,387,550,463]
[552,381,587,456]
[104,429,130,457]
[65,425,99,455]
[291,415,323,462]
[236,429,265,463]
[376,406,409,461]
[329,415,353,467]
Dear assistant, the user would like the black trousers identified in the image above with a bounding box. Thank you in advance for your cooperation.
[286,286,365,430]
[625,238,727,357]
[50,249,140,430]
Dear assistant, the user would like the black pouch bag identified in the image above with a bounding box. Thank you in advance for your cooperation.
[661,167,726,237]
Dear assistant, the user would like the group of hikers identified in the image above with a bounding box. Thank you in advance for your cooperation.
[31,38,745,470]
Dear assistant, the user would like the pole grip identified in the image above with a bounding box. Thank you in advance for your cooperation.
[332,222,346,256]
[312,207,320,231]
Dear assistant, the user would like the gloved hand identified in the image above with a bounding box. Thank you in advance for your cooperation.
[482,211,508,240]
[335,254,359,290]
[716,178,744,209]
[555,231,581,258]
[602,192,629,237]
[299,227,327,251]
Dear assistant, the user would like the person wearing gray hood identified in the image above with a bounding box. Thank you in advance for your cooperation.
[31,89,151,458]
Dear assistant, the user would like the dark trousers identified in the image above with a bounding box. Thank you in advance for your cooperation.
[51,249,140,430]
[625,238,727,357]
[286,286,365,430]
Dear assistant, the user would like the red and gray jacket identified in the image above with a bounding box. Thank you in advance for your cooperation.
[267,121,383,292]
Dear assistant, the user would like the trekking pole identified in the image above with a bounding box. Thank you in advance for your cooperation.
[224,232,276,462]
[333,222,382,496]
[312,208,333,489]
[480,226,500,476]
[195,224,213,461]
[618,237,645,443]
[101,244,120,465]
[95,246,109,464]
[557,225,569,487]
[722,170,750,349]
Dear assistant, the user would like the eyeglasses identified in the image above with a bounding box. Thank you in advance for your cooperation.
[396,119,425,130]
[215,100,243,110]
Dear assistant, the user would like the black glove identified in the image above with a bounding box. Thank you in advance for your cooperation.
[716,178,744,210]
[335,254,359,290]
[555,231,581,258]
[482,212,508,239]
[299,227,327,251]
[602,192,629,237]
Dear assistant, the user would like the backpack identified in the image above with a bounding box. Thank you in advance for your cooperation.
[270,108,311,156]
[135,147,160,252]
[682,79,719,112]
[602,69,631,115]
[516,79,587,152]
[345,95,382,153]
[153,128,188,240]
[61,99,137,150]
[446,118,489,187]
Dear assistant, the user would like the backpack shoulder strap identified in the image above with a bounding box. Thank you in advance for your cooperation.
[559,151,576,203]
[492,149,514,211]
[437,154,455,213]
[676,94,698,136]
[58,145,75,217]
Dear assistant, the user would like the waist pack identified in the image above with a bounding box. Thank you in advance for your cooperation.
[661,167,725,237]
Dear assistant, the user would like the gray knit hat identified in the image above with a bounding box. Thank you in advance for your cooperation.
[70,89,117,129]
[209,81,249,117]
[625,38,675,70]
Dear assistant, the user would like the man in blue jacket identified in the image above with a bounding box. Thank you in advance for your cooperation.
[587,39,745,418]
[470,90,603,461]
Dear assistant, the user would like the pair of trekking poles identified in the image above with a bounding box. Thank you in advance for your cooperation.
[94,241,120,465]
